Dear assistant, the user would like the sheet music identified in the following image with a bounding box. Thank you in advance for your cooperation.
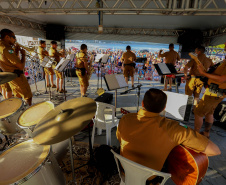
[55,58,70,72]
[95,54,105,62]
[158,63,171,74]
[163,91,188,121]
[101,54,110,64]
[115,75,128,88]
[104,74,120,90]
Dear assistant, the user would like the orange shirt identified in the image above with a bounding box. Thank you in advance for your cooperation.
[37,46,48,62]
[116,108,209,172]
[186,53,213,76]
[48,47,63,64]
[122,51,136,64]
[0,40,22,72]
[76,50,88,68]
[159,50,180,65]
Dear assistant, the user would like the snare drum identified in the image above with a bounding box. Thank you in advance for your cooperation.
[17,101,55,137]
[0,139,66,185]
[0,98,24,135]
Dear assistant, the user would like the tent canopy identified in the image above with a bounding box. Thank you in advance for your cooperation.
[0,0,225,45]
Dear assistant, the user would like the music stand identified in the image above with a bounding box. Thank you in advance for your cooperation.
[154,63,181,93]
[95,54,109,94]
[104,74,128,112]
[40,57,54,68]
[161,91,193,122]
[55,58,71,101]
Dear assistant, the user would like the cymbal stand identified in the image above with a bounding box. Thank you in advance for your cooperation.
[69,137,77,184]
[75,123,94,169]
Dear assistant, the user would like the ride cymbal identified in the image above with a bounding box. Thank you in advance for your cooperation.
[0,72,17,85]
[33,97,96,145]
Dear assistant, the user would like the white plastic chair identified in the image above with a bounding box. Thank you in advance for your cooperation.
[91,102,119,147]
[111,150,171,185]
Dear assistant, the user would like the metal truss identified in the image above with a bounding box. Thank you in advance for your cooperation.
[65,26,183,37]
[203,25,226,38]
[0,0,225,16]
[0,15,44,31]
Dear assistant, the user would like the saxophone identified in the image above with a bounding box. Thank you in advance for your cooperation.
[87,54,95,80]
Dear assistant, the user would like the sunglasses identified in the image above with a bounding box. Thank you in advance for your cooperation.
[10,35,16,39]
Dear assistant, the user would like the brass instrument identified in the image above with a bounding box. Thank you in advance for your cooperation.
[16,43,36,54]
[87,54,95,80]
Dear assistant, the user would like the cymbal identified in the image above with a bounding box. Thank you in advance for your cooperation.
[32,97,96,145]
[0,72,17,85]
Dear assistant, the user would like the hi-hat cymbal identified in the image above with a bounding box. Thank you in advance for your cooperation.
[33,97,96,145]
[0,72,17,85]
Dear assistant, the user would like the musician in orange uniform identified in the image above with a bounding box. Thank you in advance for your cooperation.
[184,46,214,108]
[37,40,56,88]
[75,44,89,97]
[0,29,32,105]
[121,46,136,88]
[194,42,226,138]
[117,88,220,184]
[158,43,180,91]
[49,41,66,93]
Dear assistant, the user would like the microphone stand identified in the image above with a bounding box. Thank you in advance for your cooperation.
[120,84,142,112]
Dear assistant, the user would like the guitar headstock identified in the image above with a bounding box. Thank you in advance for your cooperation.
[189,52,198,60]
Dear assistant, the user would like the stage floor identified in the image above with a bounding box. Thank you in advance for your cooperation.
[2,74,226,185]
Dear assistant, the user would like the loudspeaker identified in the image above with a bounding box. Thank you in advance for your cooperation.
[46,24,65,42]
[95,93,113,104]
[178,30,203,59]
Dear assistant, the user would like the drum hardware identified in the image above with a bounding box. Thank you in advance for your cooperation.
[33,97,96,184]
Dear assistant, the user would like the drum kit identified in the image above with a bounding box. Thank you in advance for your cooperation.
[0,72,97,185]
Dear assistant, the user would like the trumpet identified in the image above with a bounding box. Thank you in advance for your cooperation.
[15,42,36,55]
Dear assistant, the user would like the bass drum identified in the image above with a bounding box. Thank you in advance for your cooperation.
[0,98,24,135]
[0,139,66,185]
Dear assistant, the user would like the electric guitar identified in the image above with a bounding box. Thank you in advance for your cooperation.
[121,108,209,185]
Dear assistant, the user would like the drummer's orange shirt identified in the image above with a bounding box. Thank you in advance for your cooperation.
[0,40,22,72]
[116,108,209,172]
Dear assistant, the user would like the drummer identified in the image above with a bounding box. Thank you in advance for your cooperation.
[0,29,32,105]
[37,40,56,88]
